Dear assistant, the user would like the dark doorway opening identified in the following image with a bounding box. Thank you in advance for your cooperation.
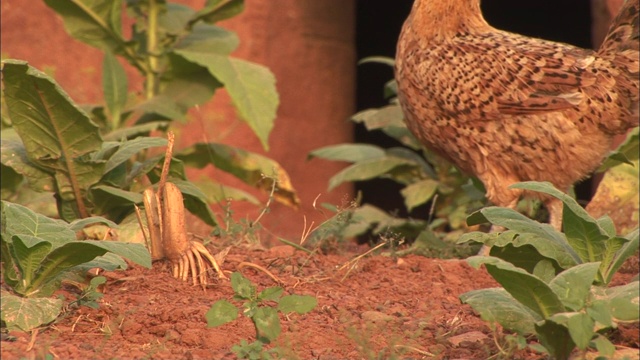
[354,0,594,217]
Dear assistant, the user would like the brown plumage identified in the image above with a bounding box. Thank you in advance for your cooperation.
[395,0,639,230]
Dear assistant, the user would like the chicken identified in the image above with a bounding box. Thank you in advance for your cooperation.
[395,0,639,231]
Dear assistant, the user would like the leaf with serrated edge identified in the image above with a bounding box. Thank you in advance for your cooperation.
[277,295,317,314]
[205,300,238,327]
[254,306,280,343]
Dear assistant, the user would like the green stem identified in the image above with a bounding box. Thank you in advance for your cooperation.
[145,0,160,100]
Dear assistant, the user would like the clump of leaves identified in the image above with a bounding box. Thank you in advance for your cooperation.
[459,181,639,359]
[1,0,298,226]
[206,272,317,359]
[0,201,151,332]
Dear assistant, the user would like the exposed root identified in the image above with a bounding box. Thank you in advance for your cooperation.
[170,240,227,287]
[238,261,283,285]
[140,132,227,289]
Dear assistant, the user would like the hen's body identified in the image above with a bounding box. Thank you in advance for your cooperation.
[396,0,639,229]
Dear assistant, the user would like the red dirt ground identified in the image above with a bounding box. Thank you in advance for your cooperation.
[1,242,638,360]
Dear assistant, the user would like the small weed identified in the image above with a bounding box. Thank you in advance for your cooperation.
[69,276,107,310]
[206,272,317,359]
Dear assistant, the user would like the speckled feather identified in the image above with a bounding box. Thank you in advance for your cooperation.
[396,0,639,228]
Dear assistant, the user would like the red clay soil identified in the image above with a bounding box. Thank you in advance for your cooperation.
[1,243,638,360]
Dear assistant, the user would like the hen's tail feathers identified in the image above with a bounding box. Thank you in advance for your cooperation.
[598,0,639,132]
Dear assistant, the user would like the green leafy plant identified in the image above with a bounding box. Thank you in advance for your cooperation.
[459,181,639,359]
[309,57,485,248]
[70,276,108,310]
[0,200,151,332]
[1,0,298,226]
[206,272,317,359]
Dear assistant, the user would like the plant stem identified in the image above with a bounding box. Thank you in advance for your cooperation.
[145,0,160,100]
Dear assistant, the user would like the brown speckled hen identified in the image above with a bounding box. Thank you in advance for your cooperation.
[395,0,639,230]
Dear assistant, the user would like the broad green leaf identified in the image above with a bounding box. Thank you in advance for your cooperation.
[89,185,143,218]
[189,0,244,25]
[1,236,20,289]
[1,129,54,193]
[586,295,613,327]
[328,156,415,191]
[401,179,438,212]
[29,240,150,297]
[309,144,386,163]
[172,179,219,227]
[176,142,299,207]
[161,54,221,113]
[606,282,640,322]
[386,147,436,179]
[103,121,170,141]
[598,127,639,171]
[11,235,52,294]
[532,259,557,283]
[351,105,420,150]
[488,239,562,275]
[596,216,617,238]
[133,95,185,120]
[497,232,578,270]
[205,300,238,327]
[1,60,102,160]
[592,334,616,358]
[598,236,628,284]
[104,137,168,173]
[467,256,566,318]
[27,242,108,297]
[277,295,317,314]
[2,60,104,215]
[1,290,63,332]
[352,105,405,131]
[258,287,284,302]
[174,51,278,150]
[510,182,609,263]
[174,24,239,55]
[0,163,23,199]
[74,252,128,273]
[2,201,76,249]
[231,272,255,299]
[158,3,195,35]
[82,240,151,269]
[535,320,576,360]
[548,262,600,311]
[548,312,594,350]
[254,306,280,343]
[43,0,138,68]
[102,52,128,128]
[466,206,580,264]
[195,180,260,205]
[460,288,540,335]
[67,216,118,232]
